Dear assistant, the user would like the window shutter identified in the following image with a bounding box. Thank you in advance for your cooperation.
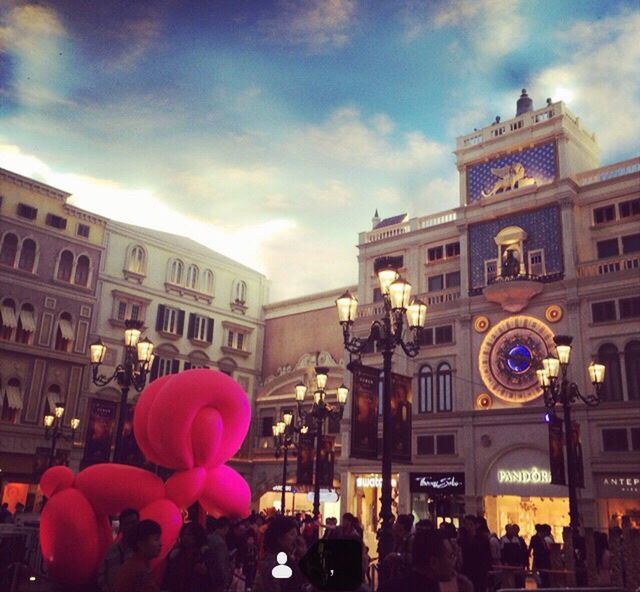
[206,318,214,343]
[156,305,165,331]
[187,313,195,339]
[184,361,192,371]
[150,357,159,381]
[177,310,185,335]
[171,359,180,374]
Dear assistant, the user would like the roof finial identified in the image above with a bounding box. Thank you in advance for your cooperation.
[516,88,533,116]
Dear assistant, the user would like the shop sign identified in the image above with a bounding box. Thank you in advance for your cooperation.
[410,472,465,494]
[356,475,398,488]
[598,475,640,497]
[497,466,551,484]
[272,485,298,493]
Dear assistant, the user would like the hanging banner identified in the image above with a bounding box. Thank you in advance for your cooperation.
[80,399,117,468]
[296,433,315,486]
[548,414,566,486]
[120,404,146,467]
[391,372,412,463]
[350,364,380,459]
[317,435,335,488]
[572,421,585,489]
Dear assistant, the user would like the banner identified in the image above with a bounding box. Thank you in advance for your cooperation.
[120,404,146,467]
[317,435,335,488]
[80,398,117,468]
[572,421,585,489]
[391,372,412,463]
[296,433,315,486]
[350,364,380,459]
[548,414,565,486]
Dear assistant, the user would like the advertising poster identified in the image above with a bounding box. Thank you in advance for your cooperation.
[350,364,380,459]
[316,435,335,488]
[391,372,412,463]
[548,414,566,486]
[80,398,116,468]
[296,433,315,486]
[120,404,146,467]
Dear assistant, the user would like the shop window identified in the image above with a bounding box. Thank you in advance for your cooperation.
[0,299,17,340]
[0,233,18,266]
[528,249,546,276]
[203,269,214,295]
[619,198,640,219]
[598,344,623,402]
[127,245,146,274]
[622,233,640,254]
[593,205,615,225]
[445,242,460,257]
[56,250,74,282]
[18,239,37,272]
[261,416,274,437]
[45,213,67,230]
[597,239,619,259]
[74,255,90,287]
[76,223,90,238]
[418,365,433,413]
[625,341,640,401]
[168,259,184,284]
[445,271,460,289]
[436,434,455,454]
[485,259,497,285]
[602,428,629,452]
[54,313,74,352]
[16,203,37,220]
[435,325,453,344]
[428,275,444,292]
[427,246,443,262]
[592,301,617,323]
[15,304,35,344]
[186,264,199,290]
[436,363,453,412]
[619,297,640,319]
[417,435,435,455]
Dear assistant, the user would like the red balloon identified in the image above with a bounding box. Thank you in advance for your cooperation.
[133,374,173,466]
[40,466,74,498]
[199,465,251,519]
[165,468,206,509]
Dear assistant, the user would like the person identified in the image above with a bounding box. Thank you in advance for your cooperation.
[500,524,527,588]
[459,515,491,592]
[301,515,318,547]
[409,529,474,592]
[206,516,232,592]
[98,508,140,592]
[379,514,414,591]
[164,522,214,592]
[335,513,361,540]
[0,503,13,524]
[114,519,162,592]
[253,515,308,592]
[239,531,259,590]
[529,524,551,588]
[594,531,611,586]
[322,517,338,539]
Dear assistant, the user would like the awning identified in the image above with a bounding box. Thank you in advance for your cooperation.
[18,308,36,333]
[0,305,17,329]
[4,384,23,410]
[58,318,74,340]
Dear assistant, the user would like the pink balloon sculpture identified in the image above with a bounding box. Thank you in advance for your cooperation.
[39,369,251,584]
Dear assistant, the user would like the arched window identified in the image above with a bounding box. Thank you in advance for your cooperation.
[127,245,146,274]
[0,233,18,266]
[18,239,37,272]
[624,341,640,400]
[203,269,214,294]
[598,343,623,401]
[74,255,90,286]
[46,384,62,415]
[235,280,247,303]
[0,298,17,340]
[1,377,22,423]
[186,264,199,290]
[57,250,74,282]
[419,365,433,413]
[436,362,453,412]
[169,259,184,284]
[54,312,74,352]
[16,303,36,344]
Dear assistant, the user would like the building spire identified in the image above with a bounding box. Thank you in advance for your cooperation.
[372,209,380,229]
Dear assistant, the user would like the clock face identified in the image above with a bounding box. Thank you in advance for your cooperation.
[478,316,556,403]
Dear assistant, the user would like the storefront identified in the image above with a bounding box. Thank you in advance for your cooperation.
[595,473,640,529]
[410,472,465,527]
[483,447,569,542]
[258,485,341,519]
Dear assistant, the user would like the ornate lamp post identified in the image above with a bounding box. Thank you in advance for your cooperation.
[336,265,427,560]
[536,335,605,575]
[272,411,308,514]
[43,402,80,468]
[89,319,154,462]
[295,367,348,521]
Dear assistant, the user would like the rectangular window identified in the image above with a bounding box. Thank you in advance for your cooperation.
[419,328,434,346]
[417,435,435,455]
[619,296,640,319]
[192,315,205,341]
[445,271,460,288]
[622,233,640,254]
[261,416,274,437]
[619,198,640,218]
[374,255,404,273]
[17,203,37,220]
[45,213,67,230]
[162,307,179,334]
[591,301,617,323]
[602,428,629,452]
[631,427,640,451]
[528,249,546,276]
[227,331,235,348]
[237,333,245,350]
[76,223,90,238]
[428,275,444,292]
[445,242,460,257]
[593,205,616,225]
[130,304,140,321]
[436,434,455,455]
[597,239,619,259]
[117,301,127,321]
[485,259,497,285]
[428,246,444,262]
[435,325,453,344]
[157,358,178,378]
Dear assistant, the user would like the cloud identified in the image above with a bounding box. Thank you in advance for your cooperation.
[307,179,353,207]
[259,0,356,52]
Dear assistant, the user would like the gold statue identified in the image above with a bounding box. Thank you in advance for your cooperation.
[481,162,527,197]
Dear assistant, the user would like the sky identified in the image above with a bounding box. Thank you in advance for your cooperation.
[1,0,638,301]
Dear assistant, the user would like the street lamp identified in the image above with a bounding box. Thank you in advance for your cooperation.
[89,319,154,462]
[43,403,80,468]
[536,334,604,578]
[296,367,348,521]
[273,411,299,514]
[336,267,427,560]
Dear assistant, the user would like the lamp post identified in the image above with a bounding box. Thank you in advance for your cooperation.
[272,411,306,514]
[89,319,154,463]
[536,335,605,578]
[43,402,80,468]
[336,267,427,560]
[295,367,348,521]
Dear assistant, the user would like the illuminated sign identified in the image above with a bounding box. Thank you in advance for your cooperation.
[598,475,640,497]
[410,472,465,494]
[271,485,298,493]
[497,466,551,484]
[356,476,398,488]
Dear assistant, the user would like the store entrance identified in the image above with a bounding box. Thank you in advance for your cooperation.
[485,495,569,542]
[354,473,398,554]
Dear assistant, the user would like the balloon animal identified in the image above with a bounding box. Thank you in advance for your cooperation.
[39,369,251,584]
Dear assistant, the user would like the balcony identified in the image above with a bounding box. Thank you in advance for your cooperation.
[356,288,461,320]
[577,254,640,278]
[483,274,544,313]
[575,156,640,186]
[361,209,458,244]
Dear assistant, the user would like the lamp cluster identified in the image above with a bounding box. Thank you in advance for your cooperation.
[43,401,80,468]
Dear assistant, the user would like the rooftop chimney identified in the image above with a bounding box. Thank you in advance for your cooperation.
[516,89,533,117]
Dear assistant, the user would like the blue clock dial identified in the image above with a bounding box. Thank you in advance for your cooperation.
[507,344,532,373]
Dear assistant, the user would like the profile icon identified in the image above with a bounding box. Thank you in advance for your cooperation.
[272,551,292,579]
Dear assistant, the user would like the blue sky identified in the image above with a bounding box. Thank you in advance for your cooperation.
[1,0,638,300]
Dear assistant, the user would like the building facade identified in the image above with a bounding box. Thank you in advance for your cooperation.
[338,92,640,548]
[0,168,107,510]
